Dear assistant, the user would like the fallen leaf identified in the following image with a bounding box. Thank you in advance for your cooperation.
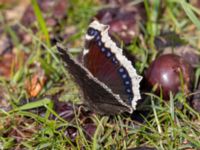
[25,67,47,97]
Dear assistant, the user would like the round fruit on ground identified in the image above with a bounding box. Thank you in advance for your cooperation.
[145,54,194,99]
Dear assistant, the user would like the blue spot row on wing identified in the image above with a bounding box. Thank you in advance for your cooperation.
[87,27,133,103]
[118,67,133,103]
[87,27,116,61]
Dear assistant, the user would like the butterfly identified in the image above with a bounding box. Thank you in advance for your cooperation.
[57,20,142,115]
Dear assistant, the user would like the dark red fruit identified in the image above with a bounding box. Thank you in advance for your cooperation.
[145,54,194,99]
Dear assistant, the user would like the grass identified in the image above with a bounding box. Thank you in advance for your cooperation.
[31,0,51,47]
[0,0,200,149]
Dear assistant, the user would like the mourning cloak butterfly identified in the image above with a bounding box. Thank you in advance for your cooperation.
[57,20,142,115]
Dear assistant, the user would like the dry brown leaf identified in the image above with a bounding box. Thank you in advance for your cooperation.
[25,68,47,97]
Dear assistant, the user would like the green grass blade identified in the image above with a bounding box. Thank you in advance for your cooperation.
[180,1,200,30]
[31,0,51,46]
[11,98,51,112]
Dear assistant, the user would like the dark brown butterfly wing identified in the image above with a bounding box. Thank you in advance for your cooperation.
[84,39,129,102]
[83,21,142,109]
[57,44,132,114]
